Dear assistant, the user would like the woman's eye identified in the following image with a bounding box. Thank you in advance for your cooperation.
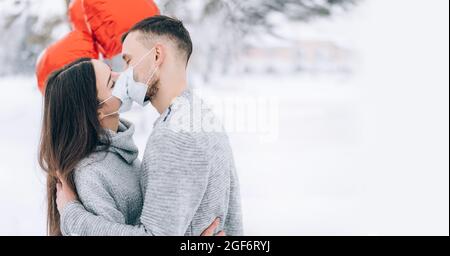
[111,81,116,89]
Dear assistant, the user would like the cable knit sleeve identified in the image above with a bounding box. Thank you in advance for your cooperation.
[60,167,150,236]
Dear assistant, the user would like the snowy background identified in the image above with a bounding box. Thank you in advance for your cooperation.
[0,0,449,235]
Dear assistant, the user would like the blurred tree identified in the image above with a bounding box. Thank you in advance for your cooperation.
[0,0,68,76]
[156,0,359,83]
[0,0,359,80]
[159,0,358,35]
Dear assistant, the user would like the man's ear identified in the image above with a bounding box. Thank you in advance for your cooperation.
[154,43,165,66]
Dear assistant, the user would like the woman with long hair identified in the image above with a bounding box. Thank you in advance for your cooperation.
[38,58,222,236]
[38,58,135,235]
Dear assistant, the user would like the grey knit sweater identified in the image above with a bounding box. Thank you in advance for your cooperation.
[61,90,243,236]
[60,119,143,236]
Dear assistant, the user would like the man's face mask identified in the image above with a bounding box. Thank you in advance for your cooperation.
[112,47,158,109]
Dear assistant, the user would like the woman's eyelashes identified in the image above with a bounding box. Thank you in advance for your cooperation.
[108,80,115,89]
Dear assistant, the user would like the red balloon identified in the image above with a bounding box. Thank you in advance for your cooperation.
[36,30,99,94]
[83,0,160,58]
[36,0,159,93]
[68,0,90,33]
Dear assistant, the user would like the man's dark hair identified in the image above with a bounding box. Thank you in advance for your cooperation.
[122,15,193,64]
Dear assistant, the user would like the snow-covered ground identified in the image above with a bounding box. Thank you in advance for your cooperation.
[0,73,370,235]
[0,0,448,235]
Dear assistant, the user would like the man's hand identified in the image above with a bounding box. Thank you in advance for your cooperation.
[201,218,226,236]
[56,173,78,213]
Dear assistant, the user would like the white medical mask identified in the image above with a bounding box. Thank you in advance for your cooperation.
[114,47,158,107]
[98,95,119,119]
[112,73,133,112]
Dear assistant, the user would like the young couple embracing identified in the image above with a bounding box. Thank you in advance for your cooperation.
[39,15,243,236]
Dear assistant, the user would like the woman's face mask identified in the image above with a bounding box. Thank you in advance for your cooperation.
[98,95,120,120]
[112,47,158,109]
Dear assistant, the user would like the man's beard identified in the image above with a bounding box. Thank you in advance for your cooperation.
[145,79,159,103]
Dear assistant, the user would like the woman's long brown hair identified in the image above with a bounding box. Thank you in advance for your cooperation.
[38,58,110,235]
